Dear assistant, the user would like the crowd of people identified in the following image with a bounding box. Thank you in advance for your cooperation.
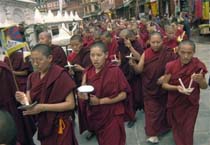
[0,14,208,145]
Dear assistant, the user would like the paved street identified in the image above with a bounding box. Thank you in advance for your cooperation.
[34,40,210,145]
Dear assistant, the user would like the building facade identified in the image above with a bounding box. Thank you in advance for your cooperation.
[0,0,36,25]
[82,0,101,18]
[36,0,83,17]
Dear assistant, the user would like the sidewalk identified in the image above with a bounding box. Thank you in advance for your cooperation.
[191,29,210,44]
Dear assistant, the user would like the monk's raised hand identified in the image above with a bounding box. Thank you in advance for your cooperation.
[191,73,204,84]
[23,104,43,115]
[89,94,100,105]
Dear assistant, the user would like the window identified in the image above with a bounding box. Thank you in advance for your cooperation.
[51,26,59,36]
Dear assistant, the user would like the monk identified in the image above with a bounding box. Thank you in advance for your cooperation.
[130,32,177,143]
[67,35,92,139]
[138,18,149,48]
[67,35,91,86]
[171,21,188,41]
[15,44,78,145]
[118,29,144,127]
[78,42,134,145]
[163,25,179,53]
[38,31,67,68]
[0,61,35,145]
[100,31,119,59]
[162,40,208,145]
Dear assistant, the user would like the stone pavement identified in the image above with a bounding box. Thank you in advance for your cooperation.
[34,42,210,145]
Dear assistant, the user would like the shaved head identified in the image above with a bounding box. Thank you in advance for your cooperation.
[70,35,83,42]
[39,31,51,39]
[179,40,196,52]
[39,31,52,45]
[149,32,163,40]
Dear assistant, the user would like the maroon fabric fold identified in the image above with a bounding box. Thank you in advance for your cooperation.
[85,62,134,129]
[69,47,91,86]
[51,44,67,68]
[107,37,119,58]
[163,37,179,50]
[83,36,94,48]
[143,47,177,99]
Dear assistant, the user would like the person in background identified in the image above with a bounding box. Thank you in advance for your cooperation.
[38,31,67,68]
[67,35,93,139]
[118,29,144,127]
[67,35,91,86]
[163,24,179,53]
[100,31,119,60]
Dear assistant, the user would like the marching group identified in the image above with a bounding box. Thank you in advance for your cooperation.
[0,16,208,145]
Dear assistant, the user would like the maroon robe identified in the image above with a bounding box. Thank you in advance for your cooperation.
[107,37,119,59]
[137,36,146,50]
[118,39,144,111]
[69,47,91,86]
[67,52,77,62]
[4,51,32,92]
[68,47,91,130]
[155,24,165,36]
[0,61,35,145]
[51,44,67,68]
[79,62,134,145]
[83,36,94,48]
[143,47,177,136]
[176,29,188,40]
[165,58,207,145]
[139,23,149,48]
[28,64,78,145]
[163,37,179,51]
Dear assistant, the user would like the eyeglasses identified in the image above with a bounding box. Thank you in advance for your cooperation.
[30,58,44,64]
